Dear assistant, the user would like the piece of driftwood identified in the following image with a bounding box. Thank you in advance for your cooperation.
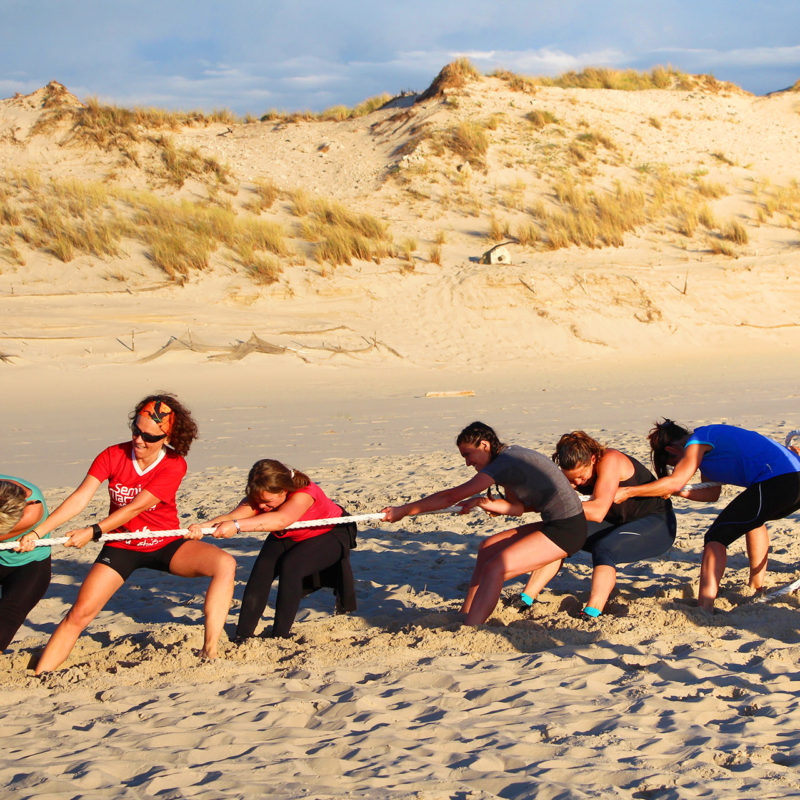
[424,390,476,398]
[139,331,402,363]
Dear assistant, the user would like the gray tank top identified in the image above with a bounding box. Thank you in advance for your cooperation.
[481,445,583,522]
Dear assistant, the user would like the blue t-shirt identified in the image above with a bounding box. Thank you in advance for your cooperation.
[686,425,800,487]
[0,474,50,567]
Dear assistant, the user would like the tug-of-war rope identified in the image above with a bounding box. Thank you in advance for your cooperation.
[4,460,800,602]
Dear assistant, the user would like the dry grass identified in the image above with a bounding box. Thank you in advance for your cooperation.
[445,120,489,165]
[708,237,736,256]
[300,195,393,267]
[246,178,280,213]
[428,243,442,265]
[245,252,283,285]
[418,58,481,101]
[722,219,748,244]
[491,70,538,94]
[695,179,727,198]
[526,109,560,129]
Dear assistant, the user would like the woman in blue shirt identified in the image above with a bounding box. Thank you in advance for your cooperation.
[614,420,800,609]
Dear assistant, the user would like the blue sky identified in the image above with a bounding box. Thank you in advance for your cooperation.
[2,1,799,114]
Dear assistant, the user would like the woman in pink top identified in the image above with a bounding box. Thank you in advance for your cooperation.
[189,459,352,639]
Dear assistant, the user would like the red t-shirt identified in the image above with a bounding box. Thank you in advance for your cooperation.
[275,481,343,542]
[88,443,187,551]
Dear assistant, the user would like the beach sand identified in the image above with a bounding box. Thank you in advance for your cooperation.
[2,360,800,799]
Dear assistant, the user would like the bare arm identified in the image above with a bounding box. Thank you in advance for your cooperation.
[582,450,630,523]
[673,473,722,502]
[461,485,525,517]
[208,492,316,539]
[63,487,168,548]
[614,444,710,503]
[382,472,495,522]
[0,498,43,542]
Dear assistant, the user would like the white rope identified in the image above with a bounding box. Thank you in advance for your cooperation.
[0,481,728,552]
[0,506,470,551]
[754,576,800,603]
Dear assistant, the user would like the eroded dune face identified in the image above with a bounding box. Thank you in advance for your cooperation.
[1,69,799,370]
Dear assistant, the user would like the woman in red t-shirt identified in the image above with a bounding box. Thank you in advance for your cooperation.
[189,459,351,639]
[18,394,236,673]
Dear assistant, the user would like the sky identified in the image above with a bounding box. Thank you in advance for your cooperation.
[2,1,800,114]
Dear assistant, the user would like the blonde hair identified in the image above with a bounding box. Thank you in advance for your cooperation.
[0,480,27,536]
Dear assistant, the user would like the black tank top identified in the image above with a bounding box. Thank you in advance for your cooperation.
[578,453,667,524]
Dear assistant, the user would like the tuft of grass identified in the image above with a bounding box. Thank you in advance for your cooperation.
[445,120,489,164]
[246,252,283,284]
[516,221,540,247]
[526,109,559,129]
[722,219,748,244]
[419,58,481,101]
[246,178,279,213]
[428,243,442,265]
[695,179,727,198]
[708,237,735,256]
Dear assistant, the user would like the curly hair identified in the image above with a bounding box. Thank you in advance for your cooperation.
[246,459,310,504]
[130,393,199,457]
[552,431,605,469]
[648,418,691,478]
[456,421,506,459]
[0,480,27,536]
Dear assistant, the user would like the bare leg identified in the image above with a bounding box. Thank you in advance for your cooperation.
[698,541,727,609]
[586,565,617,613]
[36,563,124,674]
[522,560,563,601]
[466,530,569,626]
[745,525,769,590]
[461,528,526,615]
[169,541,236,659]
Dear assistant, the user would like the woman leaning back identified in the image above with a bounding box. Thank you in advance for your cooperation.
[614,420,800,609]
[521,431,676,617]
[382,421,586,626]
[16,394,236,672]
[0,476,50,650]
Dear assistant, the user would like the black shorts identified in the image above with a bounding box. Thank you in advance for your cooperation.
[705,472,800,547]
[94,539,186,580]
[538,512,587,556]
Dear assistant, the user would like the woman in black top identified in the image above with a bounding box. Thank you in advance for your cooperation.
[522,431,676,617]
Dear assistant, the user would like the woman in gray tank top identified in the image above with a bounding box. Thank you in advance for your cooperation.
[382,422,586,626]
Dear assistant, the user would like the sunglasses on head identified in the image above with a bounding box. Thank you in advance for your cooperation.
[131,423,168,443]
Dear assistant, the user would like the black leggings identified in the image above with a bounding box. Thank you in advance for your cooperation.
[0,557,51,651]
[236,530,346,639]
[705,472,800,547]
[583,507,677,569]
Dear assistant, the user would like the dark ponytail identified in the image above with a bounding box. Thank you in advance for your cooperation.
[648,418,691,477]
[456,421,506,459]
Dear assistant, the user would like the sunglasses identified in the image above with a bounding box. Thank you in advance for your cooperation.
[131,423,167,443]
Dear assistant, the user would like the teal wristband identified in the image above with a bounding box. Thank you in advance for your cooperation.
[581,606,601,618]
